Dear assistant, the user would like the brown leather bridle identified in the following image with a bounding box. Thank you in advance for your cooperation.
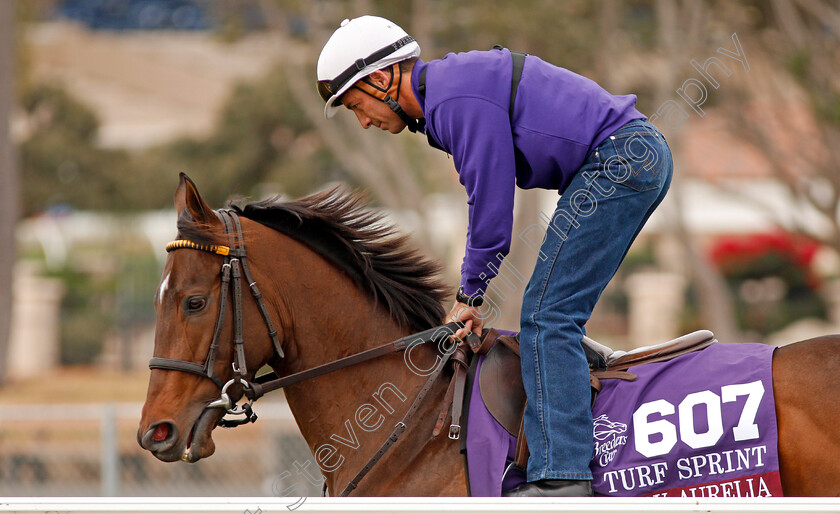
[149,209,284,425]
[149,208,477,493]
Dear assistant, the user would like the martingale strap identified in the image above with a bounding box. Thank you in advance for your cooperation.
[339,344,456,497]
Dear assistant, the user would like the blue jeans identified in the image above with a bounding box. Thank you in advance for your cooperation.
[518,119,673,481]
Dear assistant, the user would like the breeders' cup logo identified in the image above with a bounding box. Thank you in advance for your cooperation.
[593,414,628,467]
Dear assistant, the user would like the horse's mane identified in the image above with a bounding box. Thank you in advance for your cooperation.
[177,187,448,332]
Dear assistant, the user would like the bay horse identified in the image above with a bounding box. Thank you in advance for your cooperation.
[138,173,840,496]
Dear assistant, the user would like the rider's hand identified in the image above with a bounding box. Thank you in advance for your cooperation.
[446,301,484,346]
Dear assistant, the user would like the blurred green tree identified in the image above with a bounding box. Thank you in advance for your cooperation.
[50,266,114,366]
[18,84,163,215]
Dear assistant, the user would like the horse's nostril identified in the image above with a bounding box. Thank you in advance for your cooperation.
[141,420,179,453]
[153,423,170,442]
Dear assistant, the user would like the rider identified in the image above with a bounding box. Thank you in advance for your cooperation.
[316,15,673,497]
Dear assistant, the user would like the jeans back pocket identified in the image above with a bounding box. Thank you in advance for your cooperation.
[602,125,670,192]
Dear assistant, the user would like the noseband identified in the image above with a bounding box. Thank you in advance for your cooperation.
[149,209,284,425]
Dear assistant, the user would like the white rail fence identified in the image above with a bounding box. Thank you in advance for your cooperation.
[2,498,840,513]
[2,403,839,512]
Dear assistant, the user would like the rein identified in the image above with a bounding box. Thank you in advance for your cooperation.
[151,208,478,492]
[246,322,471,400]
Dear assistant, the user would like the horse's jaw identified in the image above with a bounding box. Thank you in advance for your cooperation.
[179,406,225,463]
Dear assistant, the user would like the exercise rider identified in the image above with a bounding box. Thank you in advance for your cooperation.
[316,15,673,497]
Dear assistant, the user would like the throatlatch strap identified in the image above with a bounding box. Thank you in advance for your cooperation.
[229,212,284,359]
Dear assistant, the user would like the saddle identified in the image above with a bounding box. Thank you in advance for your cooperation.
[476,328,717,469]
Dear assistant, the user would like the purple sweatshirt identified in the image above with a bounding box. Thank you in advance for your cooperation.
[411,49,644,296]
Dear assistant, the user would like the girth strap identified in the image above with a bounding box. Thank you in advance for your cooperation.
[448,347,470,439]
[433,372,458,437]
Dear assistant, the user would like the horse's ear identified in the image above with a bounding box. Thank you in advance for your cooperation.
[174,173,215,224]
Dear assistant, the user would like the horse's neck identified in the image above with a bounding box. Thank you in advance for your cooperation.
[281,274,408,375]
[256,233,464,495]
[269,243,429,490]
[286,302,431,494]
[256,232,408,371]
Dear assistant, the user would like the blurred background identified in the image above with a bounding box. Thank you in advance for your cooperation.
[0,0,838,498]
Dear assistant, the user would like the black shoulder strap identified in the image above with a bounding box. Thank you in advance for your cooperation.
[418,46,526,151]
[508,50,526,122]
[419,66,428,97]
[417,65,446,151]
[492,44,526,122]
[493,45,528,122]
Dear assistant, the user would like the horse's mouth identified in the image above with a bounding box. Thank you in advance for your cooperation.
[179,406,223,463]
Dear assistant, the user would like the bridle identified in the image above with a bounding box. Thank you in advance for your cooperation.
[148,207,479,494]
[149,209,284,425]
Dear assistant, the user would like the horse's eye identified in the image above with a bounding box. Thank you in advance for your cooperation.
[185,297,207,313]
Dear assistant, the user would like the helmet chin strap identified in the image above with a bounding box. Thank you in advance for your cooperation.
[354,64,422,133]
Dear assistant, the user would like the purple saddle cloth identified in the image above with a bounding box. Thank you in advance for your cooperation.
[465,337,783,497]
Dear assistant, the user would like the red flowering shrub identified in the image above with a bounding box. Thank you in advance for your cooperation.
[709,231,826,337]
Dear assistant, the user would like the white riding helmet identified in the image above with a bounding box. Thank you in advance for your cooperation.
[317,15,421,119]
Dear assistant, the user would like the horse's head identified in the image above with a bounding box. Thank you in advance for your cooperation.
[139,173,451,470]
[138,174,284,463]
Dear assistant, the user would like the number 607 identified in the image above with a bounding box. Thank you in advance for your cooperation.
[632,381,765,458]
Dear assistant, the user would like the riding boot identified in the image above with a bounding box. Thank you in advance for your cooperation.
[502,479,593,497]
